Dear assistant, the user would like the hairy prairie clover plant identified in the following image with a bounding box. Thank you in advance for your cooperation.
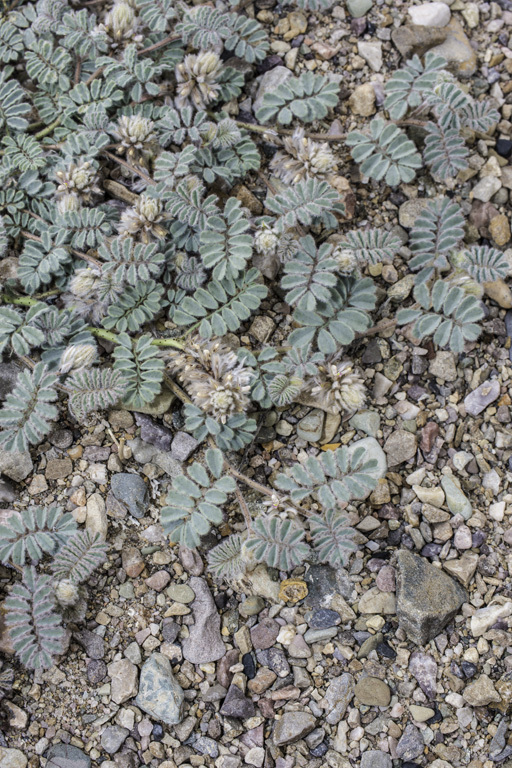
[0,0,509,666]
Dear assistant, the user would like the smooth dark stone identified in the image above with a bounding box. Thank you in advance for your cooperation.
[243,652,257,680]
[310,742,329,757]
[471,530,486,548]
[162,620,179,644]
[496,138,512,158]
[376,642,396,660]
[426,708,442,724]
[152,724,164,741]
[306,609,341,629]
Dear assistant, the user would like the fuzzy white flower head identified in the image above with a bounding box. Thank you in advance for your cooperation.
[208,386,236,416]
[254,227,278,257]
[54,579,80,608]
[109,0,135,31]
[69,268,101,297]
[57,193,81,215]
[59,343,98,373]
[175,52,222,110]
[118,195,166,240]
[138,196,162,221]
[56,161,100,200]
[270,128,337,185]
[333,246,358,276]
[311,360,366,415]
[116,115,155,148]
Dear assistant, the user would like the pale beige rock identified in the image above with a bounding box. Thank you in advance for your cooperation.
[358,586,396,615]
[349,83,376,116]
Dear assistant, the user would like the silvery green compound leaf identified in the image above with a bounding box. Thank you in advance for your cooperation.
[281,235,338,310]
[161,460,236,548]
[347,118,423,186]
[384,52,447,120]
[343,229,402,266]
[0,506,77,566]
[5,566,66,670]
[460,245,509,283]
[255,71,339,125]
[0,363,58,452]
[423,122,469,181]
[408,198,465,283]
[397,279,484,353]
[52,531,108,584]
[208,534,247,581]
[275,444,382,507]
[244,517,311,571]
[112,333,165,409]
[309,509,357,568]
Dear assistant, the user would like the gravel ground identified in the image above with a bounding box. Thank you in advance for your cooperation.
[2,0,512,767]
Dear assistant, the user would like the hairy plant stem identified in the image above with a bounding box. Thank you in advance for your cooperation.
[102,150,154,185]
[236,120,346,142]
[34,117,62,140]
[0,293,186,349]
[138,34,180,56]
[20,230,102,268]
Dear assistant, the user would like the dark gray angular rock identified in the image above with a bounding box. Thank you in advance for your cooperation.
[45,744,91,768]
[395,723,424,760]
[135,652,185,725]
[182,577,225,664]
[323,673,354,724]
[0,478,15,504]
[409,651,437,699]
[171,431,199,461]
[74,629,105,659]
[134,412,173,450]
[395,550,467,645]
[220,684,256,719]
[110,473,149,518]
[193,736,219,758]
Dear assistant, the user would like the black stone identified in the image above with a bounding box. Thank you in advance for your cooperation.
[152,724,164,741]
[377,642,396,660]
[421,543,442,559]
[306,609,340,629]
[461,661,477,679]
[350,17,367,35]
[242,652,257,680]
[471,530,486,548]
[361,339,382,364]
[257,55,283,74]
[496,138,512,158]
[310,742,329,757]
[426,708,442,724]
[402,764,421,768]
[74,629,105,659]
